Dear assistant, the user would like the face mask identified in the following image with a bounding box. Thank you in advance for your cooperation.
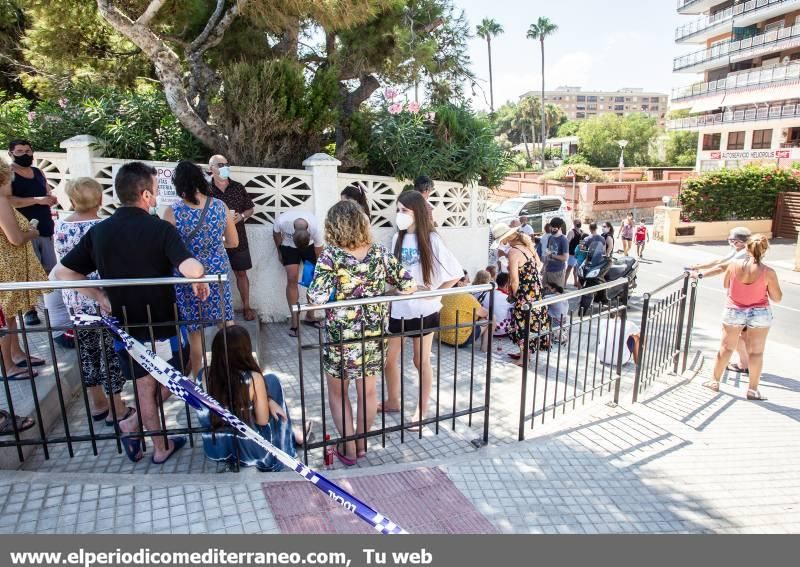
[13,154,33,168]
[218,166,230,180]
[396,212,414,231]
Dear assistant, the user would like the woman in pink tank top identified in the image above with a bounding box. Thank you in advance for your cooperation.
[704,235,782,401]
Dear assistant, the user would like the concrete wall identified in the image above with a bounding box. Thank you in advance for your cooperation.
[653,206,774,243]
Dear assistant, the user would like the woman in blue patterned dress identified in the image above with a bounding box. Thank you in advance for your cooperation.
[308,201,416,465]
[164,161,238,379]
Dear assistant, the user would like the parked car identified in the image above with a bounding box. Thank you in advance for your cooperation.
[487,195,572,231]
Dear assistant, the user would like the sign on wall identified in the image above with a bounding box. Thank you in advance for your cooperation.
[705,148,800,161]
[110,164,180,207]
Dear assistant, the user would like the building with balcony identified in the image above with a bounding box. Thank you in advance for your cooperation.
[520,87,669,126]
[670,0,800,170]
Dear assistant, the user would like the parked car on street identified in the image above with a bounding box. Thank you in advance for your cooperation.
[487,195,572,231]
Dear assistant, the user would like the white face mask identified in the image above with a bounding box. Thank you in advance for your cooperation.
[396,212,414,231]
[218,166,230,180]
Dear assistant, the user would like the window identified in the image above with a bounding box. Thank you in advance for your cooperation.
[587,96,597,102]
[702,133,721,150]
[727,131,745,150]
[651,105,659,111]
[576,112,586,119]
[577,95,586,102]
[540,199,563,214]
[752,129,772,149]
[614,105,624,111]
[615,96,624,103]
[652,97,660,103]
[520,201,542,216]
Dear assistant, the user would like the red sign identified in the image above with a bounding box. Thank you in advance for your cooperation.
[710,152,721,160]
[776,150,791,159]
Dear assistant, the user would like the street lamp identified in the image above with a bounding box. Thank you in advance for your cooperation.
[617,139,629,182]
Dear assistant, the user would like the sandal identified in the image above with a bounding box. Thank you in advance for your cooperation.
[243,308,256,322]
[377,401,401,413]
[120,435,143,462]
[288,327,298,338]
[105,407,136,427]
[92,409,109,422]
[0,410,35,435]
[747,389,767,401]
[302,320,323,329]
[702,380,720,392]
[15,357,45,368]
[1,368,38,381]
[726,364,749,374]
[335,444,357,467]
[151,436,186,465]
[508,352,522,361]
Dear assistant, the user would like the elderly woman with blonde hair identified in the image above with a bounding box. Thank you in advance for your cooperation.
[54,177,131,425]
[307,200,416,466]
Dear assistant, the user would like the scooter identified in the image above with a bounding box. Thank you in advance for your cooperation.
[577,254,639,314]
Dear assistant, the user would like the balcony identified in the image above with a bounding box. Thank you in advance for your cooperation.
[667,102,800,130]
[675,0,800,44]
[674,24,800,73]
[677,0,724,15]
[672,61,800,101]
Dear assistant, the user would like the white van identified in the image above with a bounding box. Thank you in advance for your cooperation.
[487,195,573,232]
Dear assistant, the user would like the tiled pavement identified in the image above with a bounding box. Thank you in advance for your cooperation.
[1,316,799,533]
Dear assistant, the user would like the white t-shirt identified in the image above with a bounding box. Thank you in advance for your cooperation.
[720,247,748,263]
[519,224,534,236]
[390,232,463,320]
[273,210,323,248]
[547,296,570,325]
[598,319,641,366]
[479,289,512,323]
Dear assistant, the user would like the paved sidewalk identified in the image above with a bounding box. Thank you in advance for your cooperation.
[0,346,798,534]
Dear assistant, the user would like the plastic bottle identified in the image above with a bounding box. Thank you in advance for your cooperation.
[323,434,335,468]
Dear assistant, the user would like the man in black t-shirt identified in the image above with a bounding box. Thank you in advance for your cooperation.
[52,162,209,464]
[565,219,586,289]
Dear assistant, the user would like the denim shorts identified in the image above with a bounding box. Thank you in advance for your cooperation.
[721,307,773,329]
[567,256,578,267]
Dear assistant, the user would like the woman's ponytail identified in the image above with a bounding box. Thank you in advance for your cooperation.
[746,234,769,264]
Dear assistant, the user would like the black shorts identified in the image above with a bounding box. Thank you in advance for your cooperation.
[388,313,440,336]
[621,236,633,242]
[279,245,317,266]
[117,337,190,380]
[227,247,253,271]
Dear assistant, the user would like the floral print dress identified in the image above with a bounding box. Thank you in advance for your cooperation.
[308,243,415,380]
[508,248,550,353]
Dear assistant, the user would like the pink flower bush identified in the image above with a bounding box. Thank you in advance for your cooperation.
[407,101,420,114]
[58,98,68,109]
[383,87,398,101]
[387,102,403,115]
[27,111,37,121]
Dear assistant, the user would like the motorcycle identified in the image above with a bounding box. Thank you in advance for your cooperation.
[577,254,639,315]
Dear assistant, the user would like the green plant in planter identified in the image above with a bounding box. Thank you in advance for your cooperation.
[680,165,800,222]
[541,163,608,183]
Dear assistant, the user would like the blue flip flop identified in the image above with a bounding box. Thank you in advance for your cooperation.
[120,435,143,462]
[151,436,186,465]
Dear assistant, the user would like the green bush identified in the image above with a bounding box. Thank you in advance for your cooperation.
[0,86,206,161]
[679,165,800,222]
[541,163,609,183]
[364,96,514,188]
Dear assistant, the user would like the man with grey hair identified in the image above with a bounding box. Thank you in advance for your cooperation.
[209,154,257,320]
[689,226,752,373]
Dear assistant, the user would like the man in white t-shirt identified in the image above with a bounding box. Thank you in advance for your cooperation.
[519,216,535,236]
[598,315,641,366]
[272,209,324,335]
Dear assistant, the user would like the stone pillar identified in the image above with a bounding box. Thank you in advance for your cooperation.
[303,153,341,234]
[654,206,681,243]
[60,135,102,178]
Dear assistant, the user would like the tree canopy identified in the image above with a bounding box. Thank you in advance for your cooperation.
[572,113,659,168]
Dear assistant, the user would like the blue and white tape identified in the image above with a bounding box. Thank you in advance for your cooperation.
[72,314,407,535]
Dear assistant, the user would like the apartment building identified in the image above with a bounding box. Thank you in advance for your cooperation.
[668,0,800,170]
[520,87,669,125]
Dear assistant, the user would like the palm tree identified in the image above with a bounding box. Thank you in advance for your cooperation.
[476,18,504,114]
[518,96,541,167]
[526,17,558,170]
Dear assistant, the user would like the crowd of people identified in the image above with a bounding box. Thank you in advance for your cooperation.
[0,140,785,468]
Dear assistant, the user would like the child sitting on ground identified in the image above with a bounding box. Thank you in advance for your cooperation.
[544,284,570,345]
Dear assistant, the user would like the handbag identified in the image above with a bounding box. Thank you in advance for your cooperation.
[299,259,316,288]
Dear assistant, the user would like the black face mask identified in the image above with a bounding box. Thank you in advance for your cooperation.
[13,154,33,168]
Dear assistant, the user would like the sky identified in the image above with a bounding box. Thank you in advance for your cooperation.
[454,0,700,110]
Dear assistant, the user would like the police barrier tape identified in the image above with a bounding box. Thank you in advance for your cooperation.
[72,314,408,535]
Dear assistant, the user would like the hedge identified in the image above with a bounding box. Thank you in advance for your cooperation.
[679,165,800,222]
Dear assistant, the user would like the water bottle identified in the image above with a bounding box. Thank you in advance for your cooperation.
[323,435,335,468]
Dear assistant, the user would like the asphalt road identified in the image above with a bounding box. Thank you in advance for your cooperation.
[627,238,799,353]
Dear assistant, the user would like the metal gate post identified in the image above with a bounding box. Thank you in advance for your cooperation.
[681,279,699,374]
[631,293,650,404]
[672,273,690,375]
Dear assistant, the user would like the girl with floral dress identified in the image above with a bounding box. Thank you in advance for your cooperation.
[54,178,131,424]
[308,200,415,466]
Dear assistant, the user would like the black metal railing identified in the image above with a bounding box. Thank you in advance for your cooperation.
[0,276,228,465]
[516,279,632,440]
[291,284,495,465]
[632,272,698,402]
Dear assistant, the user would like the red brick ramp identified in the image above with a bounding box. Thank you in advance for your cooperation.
[262,467,496,534]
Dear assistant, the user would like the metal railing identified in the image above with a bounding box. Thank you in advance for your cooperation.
[675,0,799,41]
[667,102,800,130]
[672,61,800,101]
[0,276,228,464]
[677,0,712,11]
[632,273,698,402]
[291,284,495,465]
[674,24,800,71]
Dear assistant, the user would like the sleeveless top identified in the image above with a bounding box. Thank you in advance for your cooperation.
[727,263,769,309]
[12,168,53,236]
